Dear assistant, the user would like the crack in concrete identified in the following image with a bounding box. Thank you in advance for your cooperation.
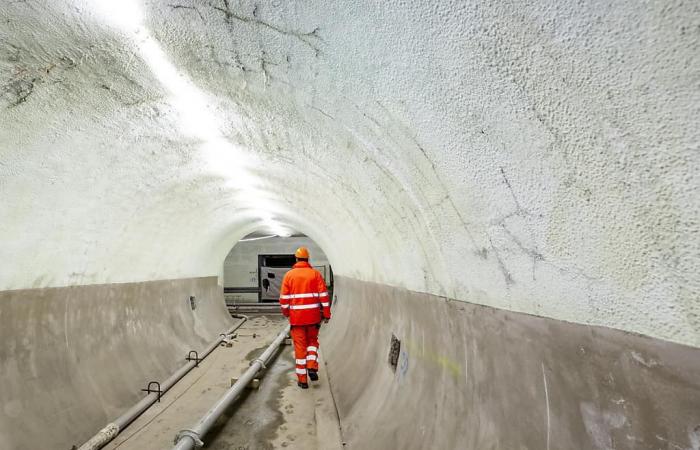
[494,167,602,284]
[500,166,524,212]
[500,224,544,261]
[500,223,544,281]
[493,167,545,280]
[212,0,322,51]
[309,105,334,120]
[489,236,514,286]
[168,3,205,21]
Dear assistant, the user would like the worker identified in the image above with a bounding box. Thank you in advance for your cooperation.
[279,246,331,389]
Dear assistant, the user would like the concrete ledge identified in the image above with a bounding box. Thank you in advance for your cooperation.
[322,277,700,449]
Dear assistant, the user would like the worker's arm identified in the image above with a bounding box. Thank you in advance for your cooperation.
[317,273,331,320]
[279,274,290,318]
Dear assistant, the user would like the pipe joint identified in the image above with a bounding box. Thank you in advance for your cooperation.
[250,357,267,369]
[175,429,203,448]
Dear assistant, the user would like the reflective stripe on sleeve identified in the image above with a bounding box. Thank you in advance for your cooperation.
[319,292,329,297]
[307,346,318,352]
[295,368,307,375]
[321,302,330,307]
[296,358,307,365]
[306,354,317,361]
[289,303,321,310]
[280,304,289,309]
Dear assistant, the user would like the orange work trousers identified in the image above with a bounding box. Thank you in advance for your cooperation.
[290,324,320,383]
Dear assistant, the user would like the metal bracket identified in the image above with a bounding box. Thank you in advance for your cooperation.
[141,381,163,402]
[175,429,204,448]
[186,350,201,367]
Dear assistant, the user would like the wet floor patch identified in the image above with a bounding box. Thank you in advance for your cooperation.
[245,343,270,362]
[206,347,293,450]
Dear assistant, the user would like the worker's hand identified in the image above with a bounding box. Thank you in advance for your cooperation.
[323,318,330,324]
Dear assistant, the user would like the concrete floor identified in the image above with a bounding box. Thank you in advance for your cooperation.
[105,315,342,450]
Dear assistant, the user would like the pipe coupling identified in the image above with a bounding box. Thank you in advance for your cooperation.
[250,357,266,369]
[175,429,203,448]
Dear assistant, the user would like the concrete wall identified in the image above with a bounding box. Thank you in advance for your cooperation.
[0,277,232,450]
[323,277,700,450]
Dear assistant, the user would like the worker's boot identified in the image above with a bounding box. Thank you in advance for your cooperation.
[308,369,319,381]
[297,381,309,389]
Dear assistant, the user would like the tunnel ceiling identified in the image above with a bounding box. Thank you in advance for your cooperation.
[0,0,698,345]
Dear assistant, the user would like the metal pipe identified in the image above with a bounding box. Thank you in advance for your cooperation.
[78,316,248,450]
[171,324,291,450]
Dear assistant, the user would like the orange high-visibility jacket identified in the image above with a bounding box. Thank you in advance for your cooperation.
[279,261,331,325]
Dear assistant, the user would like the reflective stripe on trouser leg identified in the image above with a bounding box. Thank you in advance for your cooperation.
[306,325,320,371]
[290,326,308,383]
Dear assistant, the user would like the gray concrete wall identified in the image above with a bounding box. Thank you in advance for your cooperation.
[0,277,232,450]
[322,277,700,450]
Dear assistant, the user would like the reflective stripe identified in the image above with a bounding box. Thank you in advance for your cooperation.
[306,354,317,361]
[280,293,317,299]
[321,302,330,307]
[280,304,289,309]
[296,358,307,365]
[307,346,318,352]
[295,368,307,375]
[281,292,328,299]
[289,303,320,310]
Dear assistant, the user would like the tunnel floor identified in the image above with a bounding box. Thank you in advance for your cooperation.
[104,315,343,450]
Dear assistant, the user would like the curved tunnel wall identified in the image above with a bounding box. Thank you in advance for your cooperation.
[0,0,698,448]
[323,277,700,450]
[0,277,232,450]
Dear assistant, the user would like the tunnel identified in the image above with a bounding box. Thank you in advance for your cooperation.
[1,0,699,449]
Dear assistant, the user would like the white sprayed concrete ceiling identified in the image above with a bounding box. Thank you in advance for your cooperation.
[0,1,698,345]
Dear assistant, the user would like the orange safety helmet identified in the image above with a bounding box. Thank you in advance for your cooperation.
[294,246,310,259]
